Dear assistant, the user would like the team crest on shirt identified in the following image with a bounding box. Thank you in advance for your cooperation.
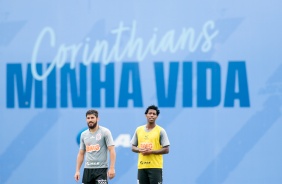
[96,133,101,140]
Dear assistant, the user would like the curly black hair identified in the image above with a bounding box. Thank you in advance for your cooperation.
[144,105,160,116]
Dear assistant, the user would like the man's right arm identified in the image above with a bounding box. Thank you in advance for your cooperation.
[131,130,139,153]
[132,144,140,153]
[74,149,85,182]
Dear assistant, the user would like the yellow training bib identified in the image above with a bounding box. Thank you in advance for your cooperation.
[137,125,163,169]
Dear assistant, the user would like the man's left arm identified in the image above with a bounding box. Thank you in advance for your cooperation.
[108,145,116,179]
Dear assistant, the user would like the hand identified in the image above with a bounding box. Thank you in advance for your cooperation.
[139,148,152,155]
[74,171,80,182]
[108,167,115,179]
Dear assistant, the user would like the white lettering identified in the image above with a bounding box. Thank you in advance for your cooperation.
[31,20,219,80]
[31,27,57,80]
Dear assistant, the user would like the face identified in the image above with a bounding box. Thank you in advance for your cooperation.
[146,109,158,124]
[86,114,98,129]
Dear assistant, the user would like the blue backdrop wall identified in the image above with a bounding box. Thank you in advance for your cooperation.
[1,0,282,183]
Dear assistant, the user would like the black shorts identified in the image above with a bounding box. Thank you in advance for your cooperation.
[82,168,108,184]
[138,168,163,184]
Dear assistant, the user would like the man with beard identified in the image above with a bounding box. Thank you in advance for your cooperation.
[131,105,170,184]
[74,109,116,184]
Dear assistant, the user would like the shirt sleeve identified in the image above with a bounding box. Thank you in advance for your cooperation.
[160,128,170,147]
[104,129,115,147]
[79,132,86,150]
[130,129,138,146]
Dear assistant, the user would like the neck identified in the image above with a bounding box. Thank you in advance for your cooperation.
[89,125,99,133]
[146,123,156,130]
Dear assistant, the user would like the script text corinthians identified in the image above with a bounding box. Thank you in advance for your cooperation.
[31,20,218,80]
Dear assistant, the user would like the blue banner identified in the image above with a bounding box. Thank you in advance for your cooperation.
[1,1,282,183]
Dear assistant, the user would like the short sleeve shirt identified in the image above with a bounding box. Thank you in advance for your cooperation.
[80,126,114,168]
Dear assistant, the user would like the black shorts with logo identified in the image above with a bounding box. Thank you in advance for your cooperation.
[138,168,163,184]
[82,168,108,184]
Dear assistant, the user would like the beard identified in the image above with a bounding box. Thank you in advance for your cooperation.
[88,121,97,129]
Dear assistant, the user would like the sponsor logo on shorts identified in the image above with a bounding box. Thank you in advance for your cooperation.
[97,179,107,184]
